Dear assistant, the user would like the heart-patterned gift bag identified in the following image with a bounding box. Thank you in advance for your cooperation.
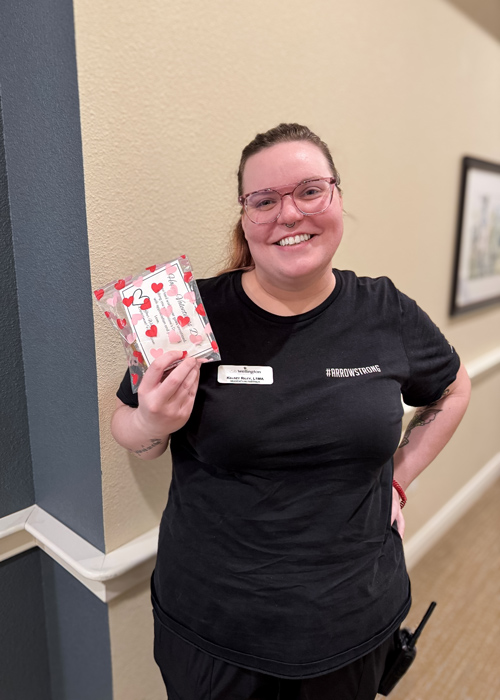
[94,255,220,393]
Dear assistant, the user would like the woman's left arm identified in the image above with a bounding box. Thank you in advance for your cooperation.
[392,362,472,537]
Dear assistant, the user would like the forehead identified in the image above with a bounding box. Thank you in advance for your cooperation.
[242,141,332,193]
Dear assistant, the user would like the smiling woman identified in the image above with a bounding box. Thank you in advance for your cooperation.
[111,123,471,700]
[237,139,343,313]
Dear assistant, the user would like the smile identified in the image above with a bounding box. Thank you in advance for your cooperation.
[276,234,312,247]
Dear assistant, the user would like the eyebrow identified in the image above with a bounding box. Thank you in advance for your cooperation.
[242,176,331,198]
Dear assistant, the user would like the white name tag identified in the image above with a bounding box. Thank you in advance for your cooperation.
[217,365,274,385]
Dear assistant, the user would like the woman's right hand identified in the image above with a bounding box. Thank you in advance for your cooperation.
[132,351,202,440]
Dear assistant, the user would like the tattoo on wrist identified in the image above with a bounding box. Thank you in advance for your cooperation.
[131,438,164,456]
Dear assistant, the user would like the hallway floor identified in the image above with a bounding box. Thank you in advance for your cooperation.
[380,477,500,700]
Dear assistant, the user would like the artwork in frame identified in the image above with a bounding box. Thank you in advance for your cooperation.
[450,156,500,315]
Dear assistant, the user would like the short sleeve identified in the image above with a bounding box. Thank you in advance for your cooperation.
[398,292,460,407]
[116,369,139,407]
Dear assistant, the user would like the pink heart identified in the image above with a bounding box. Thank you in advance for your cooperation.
[203,323,212,335]
[126,333,137,343]
[160,306,173,317]
[106,292,119,307]
[168,330,181,343]
[133,276,144,287]
[190,334,203,344]
[165,264,176,274]
[184,291,196,303]
[131,313,143,325]
[150,348,164,359]
[167,285,178,296]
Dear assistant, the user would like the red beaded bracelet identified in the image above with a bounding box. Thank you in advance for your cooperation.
[392,479,407,509]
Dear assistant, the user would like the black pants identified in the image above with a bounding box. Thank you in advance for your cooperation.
[153,615,397,700]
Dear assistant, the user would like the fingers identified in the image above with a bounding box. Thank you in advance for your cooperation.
[179,362,202,405]
[391,487,405,540]
[158,357,200,401]
[139,351,187,394]
[391,488,400,525]
[396,509,405,539]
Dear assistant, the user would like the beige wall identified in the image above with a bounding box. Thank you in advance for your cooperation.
[73,0,500,697]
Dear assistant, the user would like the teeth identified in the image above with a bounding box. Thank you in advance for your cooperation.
[277,234,311,247]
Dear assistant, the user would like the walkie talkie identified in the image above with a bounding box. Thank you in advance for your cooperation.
[378,602,437,696]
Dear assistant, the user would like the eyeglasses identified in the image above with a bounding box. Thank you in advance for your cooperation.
[238,177,336,225]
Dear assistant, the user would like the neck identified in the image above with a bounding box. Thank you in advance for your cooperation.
[241,267,336,316]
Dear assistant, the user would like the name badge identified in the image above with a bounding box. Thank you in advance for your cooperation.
[217,365,274,385]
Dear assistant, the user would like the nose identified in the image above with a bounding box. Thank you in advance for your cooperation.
[279,193,304,225]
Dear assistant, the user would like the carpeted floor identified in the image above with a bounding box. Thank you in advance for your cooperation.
[378,477,500,700]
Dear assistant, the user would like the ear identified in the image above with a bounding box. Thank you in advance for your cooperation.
[336,190,343,212]
[240,216,248,240]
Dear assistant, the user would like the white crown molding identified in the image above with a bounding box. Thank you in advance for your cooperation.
[1,348,499,601]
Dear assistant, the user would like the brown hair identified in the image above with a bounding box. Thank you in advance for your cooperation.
[218,123,342,274]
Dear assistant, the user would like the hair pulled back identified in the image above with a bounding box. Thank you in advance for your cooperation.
[218,123,342,275]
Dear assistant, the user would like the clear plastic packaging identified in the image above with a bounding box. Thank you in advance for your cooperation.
[94,255,220,393]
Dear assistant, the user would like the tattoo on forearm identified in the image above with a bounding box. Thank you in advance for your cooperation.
[399,388,450,448]
[400,408,441,447]
[428,388,450,407]
[131,438,164,456]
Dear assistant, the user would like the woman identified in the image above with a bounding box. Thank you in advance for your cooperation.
[111,124,471,700]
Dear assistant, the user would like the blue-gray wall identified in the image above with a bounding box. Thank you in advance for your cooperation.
[41,551,113,700]
[0,0,113,697]
[0,550,113,700]
[0,551,52,700]
[0,0,104,549]
[0,95,35,518]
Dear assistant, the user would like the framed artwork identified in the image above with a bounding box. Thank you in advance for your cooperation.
[450,156,500,315]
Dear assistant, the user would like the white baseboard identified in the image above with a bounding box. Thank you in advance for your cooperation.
[404,451,500,570]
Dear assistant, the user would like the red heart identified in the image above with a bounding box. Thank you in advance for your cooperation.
[94,289,105,300]
[195,303,206,316]
[151,283,163,293]
[181,351,188,359]
[133,350,144,363]
[105,311,110,318]
[123,296,134,307]
[115,279,126,290]
[146,265,156,272]
[117,319,127,329]
[184,272,193,283]
[177,316,190,327]
[141,298,152,310]
[145,325,157,337]
[131,373,139,385]
[180,255,186,259]
[211,341,218,351]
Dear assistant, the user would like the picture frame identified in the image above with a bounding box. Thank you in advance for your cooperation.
[450,156,500,315]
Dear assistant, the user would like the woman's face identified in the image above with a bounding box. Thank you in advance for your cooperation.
[241,141,343,288]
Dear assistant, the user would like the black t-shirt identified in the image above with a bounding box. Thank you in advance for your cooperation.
[117,269,460,678]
